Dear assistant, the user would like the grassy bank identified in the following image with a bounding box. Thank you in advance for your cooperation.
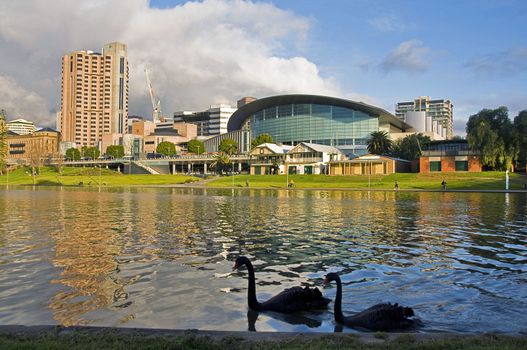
[0,166,199,187]
[1,166,526,191]
[0,330,526,350]
[207,172,527,190]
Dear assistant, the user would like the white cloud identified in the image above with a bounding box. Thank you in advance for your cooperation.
[368,14,406,32]
[466,47,527,77]
[0,0,343,126]
[0,75,54,125]
[380,40,431,74]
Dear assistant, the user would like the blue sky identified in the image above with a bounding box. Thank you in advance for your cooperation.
[151,0,527,135]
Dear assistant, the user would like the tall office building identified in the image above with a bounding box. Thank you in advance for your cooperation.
[395,96,453,139]
[60,42,128,147]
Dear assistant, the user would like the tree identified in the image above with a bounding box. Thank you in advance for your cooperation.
[65,147,81,161]
[251,133,273,149]
[466,107,516,170]
[513,110,527,171]
[187,139,205,154]
[211,153,231,174]
[156,141,177,157]
[0,110,7,175]
[367,131,392,155]
[106,145,125,159]
[219,138,238,155]
[81,146,100,160]
[391,133,431,160]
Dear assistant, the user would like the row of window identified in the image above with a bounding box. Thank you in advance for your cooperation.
[429,161,468,171]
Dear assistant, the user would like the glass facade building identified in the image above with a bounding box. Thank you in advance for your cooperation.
[228,95,412,156]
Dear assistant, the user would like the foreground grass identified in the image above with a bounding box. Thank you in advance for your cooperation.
[207,172,527,190]
[0,166,199,187]
[0,331,526,350]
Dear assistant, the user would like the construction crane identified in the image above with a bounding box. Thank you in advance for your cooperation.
[144,68,162,123]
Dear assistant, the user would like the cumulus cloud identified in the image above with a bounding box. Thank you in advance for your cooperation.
[0,0,341,126]
[380,40,431,74]
[466,47,527,77]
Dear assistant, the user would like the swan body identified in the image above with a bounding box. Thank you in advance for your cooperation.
[233,256,331,313]
[324,272,417,331]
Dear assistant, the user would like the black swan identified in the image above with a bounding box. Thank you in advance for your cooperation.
[233,256,331,313]
[324,272,417,331]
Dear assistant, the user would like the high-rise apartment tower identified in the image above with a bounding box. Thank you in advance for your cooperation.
[395,96,453,139]
[60,42,128,147]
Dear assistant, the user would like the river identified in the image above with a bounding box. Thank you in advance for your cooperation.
[0,187,526,333]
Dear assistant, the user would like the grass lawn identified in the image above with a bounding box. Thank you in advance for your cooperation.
[2,166,526,191]
[0,330,525,350]
[207,172,527,191]
[0,166,200,187]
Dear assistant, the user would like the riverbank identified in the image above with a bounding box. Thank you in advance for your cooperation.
[206,172,527,191]
[0,325,526,350]
[1,166,526,191]
[0,166,200,187]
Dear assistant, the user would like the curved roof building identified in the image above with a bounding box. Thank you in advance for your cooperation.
[228,94,413,155]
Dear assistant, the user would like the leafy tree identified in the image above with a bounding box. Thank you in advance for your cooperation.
[513,110,527,171]
[187,139,205,154]
[219,138,238,155]
[81,146,100,159]
[156,141,177,157]
[0,110,7,174]
[251,133,273,149]
[65,147,81,161]
[391,133,431,160]
[466,107,516,170]
[106,145,124,159]
[211,153,231,174]
[367,131,392,155]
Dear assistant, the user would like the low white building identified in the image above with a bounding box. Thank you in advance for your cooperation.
[6,118,36,135]
[249,142,344,175]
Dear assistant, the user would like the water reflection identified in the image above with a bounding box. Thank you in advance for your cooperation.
[0,187,526,332]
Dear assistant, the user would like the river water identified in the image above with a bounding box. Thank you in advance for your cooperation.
[0,187,526,333]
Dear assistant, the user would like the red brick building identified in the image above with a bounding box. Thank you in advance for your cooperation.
[419,141,481,173]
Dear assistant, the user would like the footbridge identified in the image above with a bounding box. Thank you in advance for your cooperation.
[59,155,251,175]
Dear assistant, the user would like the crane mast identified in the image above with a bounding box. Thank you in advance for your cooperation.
[144,68,161,123]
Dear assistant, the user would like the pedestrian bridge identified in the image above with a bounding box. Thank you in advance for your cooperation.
[58,155,251,175]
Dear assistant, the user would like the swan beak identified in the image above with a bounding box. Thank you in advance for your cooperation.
[323,276,329,285]
[232,263,239,271]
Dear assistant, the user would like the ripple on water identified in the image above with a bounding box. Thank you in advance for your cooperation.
[0,188,526,332]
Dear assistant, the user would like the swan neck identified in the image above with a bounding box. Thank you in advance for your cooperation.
[245,261,260,310]
[334,277,345,323]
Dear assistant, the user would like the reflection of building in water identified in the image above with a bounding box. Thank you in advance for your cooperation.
[49,190,130,326]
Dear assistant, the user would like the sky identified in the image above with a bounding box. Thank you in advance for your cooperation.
[0,0,525,136]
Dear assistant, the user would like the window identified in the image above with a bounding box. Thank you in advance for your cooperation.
[430,161,442,172]
[120,57,125,74]
[455,161,468,171]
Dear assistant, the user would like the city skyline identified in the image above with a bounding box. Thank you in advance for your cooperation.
[0,0,525,136]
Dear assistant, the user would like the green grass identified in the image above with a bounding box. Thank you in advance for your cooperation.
[1,166,526,191]
[0,166,200,187]
[207,172,527,191]
[0,331,525,350]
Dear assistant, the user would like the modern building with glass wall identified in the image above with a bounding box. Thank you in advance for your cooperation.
[227,94,413,156]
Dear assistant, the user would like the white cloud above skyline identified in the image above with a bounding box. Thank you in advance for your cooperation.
[0,0,341,126]
[380,40,431,74]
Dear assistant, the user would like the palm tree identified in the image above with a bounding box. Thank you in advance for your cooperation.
[211,153,231,174]
[367,131,392,155]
